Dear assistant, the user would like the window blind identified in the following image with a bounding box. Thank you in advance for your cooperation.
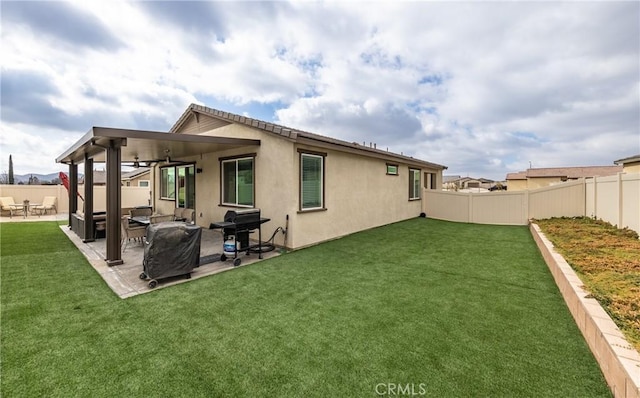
[301,154,322,209]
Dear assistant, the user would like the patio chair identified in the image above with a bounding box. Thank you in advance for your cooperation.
[33,196,57,215]
[149,214,174,224]
[130,207,152,218]
[95,221,106,239]
[181,208,195,224]
[121,216,147,252]
[173,207,185,221]
[0,197,24,218]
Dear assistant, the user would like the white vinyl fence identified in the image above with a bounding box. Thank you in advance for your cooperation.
[0,184,151,214]
[424,173,640,235]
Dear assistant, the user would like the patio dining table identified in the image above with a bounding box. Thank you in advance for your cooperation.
[130,216,151,226]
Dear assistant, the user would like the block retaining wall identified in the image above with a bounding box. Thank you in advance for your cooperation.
[530,223,640,398]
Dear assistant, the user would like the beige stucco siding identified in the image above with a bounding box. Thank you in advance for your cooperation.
[527,177,564,190]
[290,145,426,248]
[153,122,296,248]
[155,114,441,249]
[622,162,640,174]
[124,173,150,187]
[507,179,528,191]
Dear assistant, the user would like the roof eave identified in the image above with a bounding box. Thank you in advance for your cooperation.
[296,135,446,170]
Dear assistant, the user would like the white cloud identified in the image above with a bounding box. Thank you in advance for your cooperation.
[0,1,637,180]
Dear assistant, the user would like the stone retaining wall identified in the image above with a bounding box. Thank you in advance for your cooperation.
[530,223,640,398]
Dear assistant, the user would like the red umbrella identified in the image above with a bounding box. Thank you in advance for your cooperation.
[59,172,84,201]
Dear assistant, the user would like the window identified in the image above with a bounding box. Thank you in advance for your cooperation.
[386,163,398,175]
[409,168,421,200]
[221,156,254,207]
[138,180,150,188]
[300,152,325,210]
[424,173,436,189]
[160,167,175,199]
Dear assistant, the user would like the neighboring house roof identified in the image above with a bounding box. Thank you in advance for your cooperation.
[443,175,461,182]
[506,172,527,180]
[80,169,150,184]
[122,167,150,180]
[79,170,106,185]
[170,104,447,170]
[614,154,640,165]
[447,176,494,183]
[506,166,622,180]
[526,166,622,178]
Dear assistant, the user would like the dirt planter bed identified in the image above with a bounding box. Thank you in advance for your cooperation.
[530,222,640,398]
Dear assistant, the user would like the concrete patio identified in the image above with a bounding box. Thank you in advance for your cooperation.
[59,224,281,299]
[1,212,282,298]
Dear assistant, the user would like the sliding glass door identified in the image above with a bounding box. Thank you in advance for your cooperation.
[176,165,195,209]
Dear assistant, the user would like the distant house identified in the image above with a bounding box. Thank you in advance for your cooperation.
[78,169,150,187]
[79,170,106,186]
[122,167,151,187]
[443,176,496,191]
[506,165,623,191]
[614,154,640,174]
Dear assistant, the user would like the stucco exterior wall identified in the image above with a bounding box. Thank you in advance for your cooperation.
[527,177,564,190]
[507,179,528,191]
[290,145,429,248]
[154,122,295,248]
[123,172,150,187]
[622,162,640,174]
[157,114,441,249]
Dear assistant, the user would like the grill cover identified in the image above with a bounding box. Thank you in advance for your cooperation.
[143,222,202,280]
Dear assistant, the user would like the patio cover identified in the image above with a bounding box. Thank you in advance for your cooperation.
[56,126,260,266]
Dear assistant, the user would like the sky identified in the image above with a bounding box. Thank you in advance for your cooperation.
[1,1,639,180]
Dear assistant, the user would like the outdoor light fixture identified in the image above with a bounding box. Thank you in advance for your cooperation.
[133,156,140,168]
[164,149,171,163]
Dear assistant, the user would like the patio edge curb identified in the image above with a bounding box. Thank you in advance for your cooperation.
[530,222,640,398]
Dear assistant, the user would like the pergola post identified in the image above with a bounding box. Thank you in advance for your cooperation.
[83,155,94,242]
[105,140,123,266]
[68,163,78,226]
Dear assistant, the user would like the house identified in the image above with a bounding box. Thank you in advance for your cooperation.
[122,167,151,187]
[78,168,150,186]
[506,165,623,191]
[79,170,106,185]
[614,154,640,174]
[443,176,495,191]
[56,104,447,265]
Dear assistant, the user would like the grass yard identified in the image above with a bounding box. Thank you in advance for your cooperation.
[1,219,610,397]
[535,217,640,352]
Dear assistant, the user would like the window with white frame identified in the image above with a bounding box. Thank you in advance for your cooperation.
[138,180,150,188]
[221,156,254,207]
[409,168,421,200]
[300,151,325,210]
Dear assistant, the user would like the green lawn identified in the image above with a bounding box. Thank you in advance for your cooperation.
[1,219,610,397]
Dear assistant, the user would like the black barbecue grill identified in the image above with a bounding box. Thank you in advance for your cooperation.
[209,209,270,266]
